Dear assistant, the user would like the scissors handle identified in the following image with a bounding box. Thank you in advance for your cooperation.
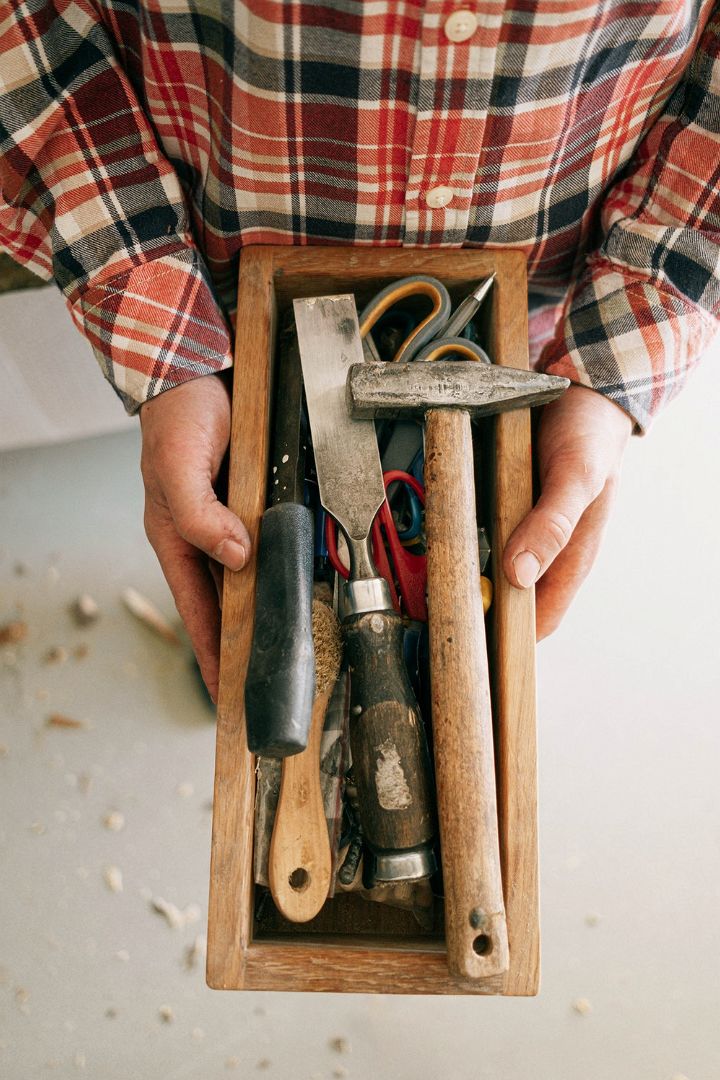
[414,337,491,364]
[359,275,451,364]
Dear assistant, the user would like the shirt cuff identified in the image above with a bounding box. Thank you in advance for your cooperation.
[67,247,233,414]
[537,259,718,434]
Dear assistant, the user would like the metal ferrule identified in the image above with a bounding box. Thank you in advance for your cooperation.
[363,845,437,887]
[343,577,393,617]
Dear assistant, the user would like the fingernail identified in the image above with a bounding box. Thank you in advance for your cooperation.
[513,551,541,589]
[214,539,246,571]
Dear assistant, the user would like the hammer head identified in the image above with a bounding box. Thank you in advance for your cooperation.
[346,361,569,420]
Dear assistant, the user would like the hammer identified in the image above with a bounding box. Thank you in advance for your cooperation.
[347,359,568,981]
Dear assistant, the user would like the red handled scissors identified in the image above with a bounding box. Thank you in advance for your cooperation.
[325,470,428,623]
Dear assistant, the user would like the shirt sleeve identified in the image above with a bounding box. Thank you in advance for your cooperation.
[538,6,720,433]
[0,0,233,415]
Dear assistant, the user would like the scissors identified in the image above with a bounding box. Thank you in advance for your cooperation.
[358,274,493,365]
[326,470,428,623]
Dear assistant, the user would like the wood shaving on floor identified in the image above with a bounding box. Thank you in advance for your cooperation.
[121,588,181,646]
[158,1005,174,1024]
[0,620,28,645]
[572,998,592,1016]
[176,781,194,798]
[44,646,69,665]
[103,811,125,832]
[103,866,123,893]
[329,1037,351,1054]
[151,896,201,930]
[184,934,207,970]
[47,713,88,730]
[71,595,100,626]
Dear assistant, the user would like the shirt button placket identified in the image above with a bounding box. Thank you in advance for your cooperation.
[443,9,479,43]
[403,3,497,247]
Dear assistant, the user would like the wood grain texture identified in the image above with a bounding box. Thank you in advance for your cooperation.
[208,246,539,996]
[207,249,276,989]
[489,255,540,996]
[425,408,509,980]
[268,682,333,923]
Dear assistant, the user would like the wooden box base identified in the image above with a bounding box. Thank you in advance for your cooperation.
[207,247,539,995]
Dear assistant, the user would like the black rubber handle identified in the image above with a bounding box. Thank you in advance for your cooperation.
[343,608,436,853]
[245,503,315,757]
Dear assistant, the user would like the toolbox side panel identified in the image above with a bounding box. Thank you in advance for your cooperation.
[207,249,277,990]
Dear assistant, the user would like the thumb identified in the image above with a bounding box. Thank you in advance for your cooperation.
[502,457,604,589]
[162,454,251,571]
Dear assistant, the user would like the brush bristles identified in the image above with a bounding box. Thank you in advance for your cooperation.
[311,600,342,694]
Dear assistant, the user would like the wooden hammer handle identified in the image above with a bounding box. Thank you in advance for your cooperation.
[424,407,510,980]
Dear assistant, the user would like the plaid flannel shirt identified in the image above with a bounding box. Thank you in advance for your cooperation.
[2,1,719,430]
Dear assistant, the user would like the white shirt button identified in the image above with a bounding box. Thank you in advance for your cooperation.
[444,9,478,43]
[425,185,454,209]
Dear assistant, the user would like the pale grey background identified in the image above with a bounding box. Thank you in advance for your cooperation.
[1,290,719,1079]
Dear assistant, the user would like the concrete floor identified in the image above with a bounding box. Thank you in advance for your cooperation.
[1,342,720,1079]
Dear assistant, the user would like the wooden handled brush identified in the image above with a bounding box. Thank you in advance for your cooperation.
[268,599,342,922]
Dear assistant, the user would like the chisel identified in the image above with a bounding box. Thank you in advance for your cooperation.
[294,295,436,885]
[244,322,315,758]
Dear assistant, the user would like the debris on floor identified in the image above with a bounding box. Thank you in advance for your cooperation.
[584,912,601,927]
[572,998,592,1016]
[329,1036,351,1054]
[103,866,123,893]
[176,781,194,799]
[121,587,181,646]
[0,620,28,645]
[43,645,69,665]
[70,594,100,626]
[47,713,88,730]
[150,896,201,930]
[102,811,125,832]
[158,1005,174,1024]
[184,934,207,971]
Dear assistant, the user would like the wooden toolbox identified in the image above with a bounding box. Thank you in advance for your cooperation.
[207,247,539,995]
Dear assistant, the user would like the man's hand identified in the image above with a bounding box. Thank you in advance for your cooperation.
[139,375,250,703]
[502,384,633,640]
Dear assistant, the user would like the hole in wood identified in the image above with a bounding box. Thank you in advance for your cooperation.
[472,934,492,956]
[288,867,310,892]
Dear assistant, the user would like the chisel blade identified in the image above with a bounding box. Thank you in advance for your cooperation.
[293,295,385,544]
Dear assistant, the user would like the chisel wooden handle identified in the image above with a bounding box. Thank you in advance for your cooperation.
[344,609,436,856]
[268,681,333,922]
[424,407,510,980]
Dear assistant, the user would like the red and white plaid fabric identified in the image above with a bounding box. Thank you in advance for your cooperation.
[1,1,719,428]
